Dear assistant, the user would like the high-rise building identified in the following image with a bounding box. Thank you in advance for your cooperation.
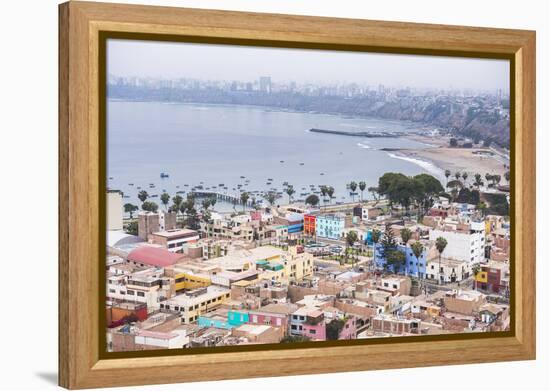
[259,76,272,94]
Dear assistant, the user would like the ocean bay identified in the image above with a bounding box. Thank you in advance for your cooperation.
[107,100,440,211]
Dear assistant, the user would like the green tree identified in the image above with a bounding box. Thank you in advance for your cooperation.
[160,192,170,210]
[124,203,138,219]
[400,227,412,244]
[380,224,399,272]
[285,185,295,204]
[454,172,461,181]
[411,241,424,279]
[171,195,183,213]
[326,318,346,340]
[358,181,366,201]
[444,169,451,188]
[349,181,358,202]
[209,196,217,210]
[240,192,250,211]
[345,230,359,266]
[435,237,448,284]
[504,171,510,184]
[386,249,406,274]
[265,191,277,207]
[125,221,138,236]
[462,172,468,185]
[137,190,149,203]
[474,173,483,189]
[326,186,335,203]
[141,201,158,213]
[472,264,481,290]
[305,194,320,206]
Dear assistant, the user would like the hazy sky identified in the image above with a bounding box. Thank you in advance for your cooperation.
[107,39,509,92]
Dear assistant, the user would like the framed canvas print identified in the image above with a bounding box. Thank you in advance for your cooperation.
[58,1,536,389]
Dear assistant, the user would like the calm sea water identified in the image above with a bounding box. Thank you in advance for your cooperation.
[107,100,441,212]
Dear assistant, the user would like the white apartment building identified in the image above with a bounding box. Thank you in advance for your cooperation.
[429,223,485,264]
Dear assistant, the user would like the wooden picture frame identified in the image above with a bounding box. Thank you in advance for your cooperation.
[59,1,536,389]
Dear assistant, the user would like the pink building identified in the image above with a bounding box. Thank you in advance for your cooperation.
[338,317,358,340]
[300,310,326,341]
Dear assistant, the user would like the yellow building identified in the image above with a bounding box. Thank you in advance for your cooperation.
[173,270,211,294]
[256,246,314,283]
[160,286,231,324]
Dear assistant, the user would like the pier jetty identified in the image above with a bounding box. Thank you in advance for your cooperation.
[190,190,255,207]
[309,128,399,138]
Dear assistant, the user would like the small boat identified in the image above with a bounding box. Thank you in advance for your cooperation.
[320,173,325,176]
[128,183,134,186]
[176,185,180,188]
[137,187,141,189]
[151,194,159,198]
[300,163,305,165]
[240,176,245,179]
[108,177,113,180]
[280,160,284,163]
[160,172,169,178]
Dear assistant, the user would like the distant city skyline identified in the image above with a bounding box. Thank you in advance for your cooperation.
[107,39,510,93]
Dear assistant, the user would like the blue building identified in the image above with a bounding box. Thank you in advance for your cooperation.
[374,244,427,278]
[197,314,233,329]
[227,310,249,327]
[316,214,346,240]
[286,213,304,234]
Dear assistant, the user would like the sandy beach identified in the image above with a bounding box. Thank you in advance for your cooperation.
[398,134,510,184]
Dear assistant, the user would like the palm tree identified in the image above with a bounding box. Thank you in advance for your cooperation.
[444,169,451,188]
[349,181,358,202]
[371,228,382,271]
[494,174,502,186]
[474,173,483,189]
[462,172,468,186]
[411,241,424,280]
[454,171,461,181]
[400,228,412,245]
[201,198,211,211]
[358,181,366,201]
[240,192,249,211]
[504,171,510,184]
[265,191,277,208]
[326,186,335,204]
[345,230,358,267]
[124,203,138,219]
[435,237,448,284]
[160,192,170,210]
[209,196,217,210]
[485,173,492,184]
[285,185,295,204]
[320,186,328,205]
[137,190,149,203]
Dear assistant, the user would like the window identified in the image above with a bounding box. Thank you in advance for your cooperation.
[137,291,145,297]
[127,290,135,295]
[310,329,316,334]
[109,289,115,293]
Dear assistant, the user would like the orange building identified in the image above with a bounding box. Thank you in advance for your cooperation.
[303,214,317,236]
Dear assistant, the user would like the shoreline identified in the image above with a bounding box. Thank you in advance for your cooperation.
[388,135,509,185]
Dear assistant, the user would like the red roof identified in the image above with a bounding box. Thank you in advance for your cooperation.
[127,246,182,268]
